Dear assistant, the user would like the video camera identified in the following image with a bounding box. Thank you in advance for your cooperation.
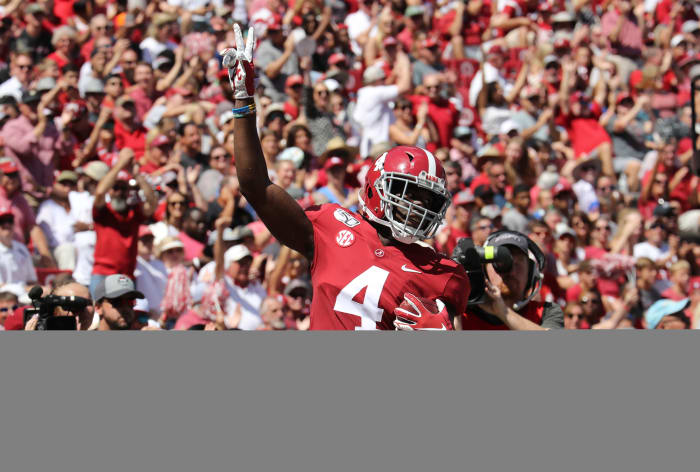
[452,231,545,310]
[451,238,513,306]
[23,286,91,330]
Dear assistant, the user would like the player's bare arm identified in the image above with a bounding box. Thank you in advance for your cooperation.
[224,24,315,261]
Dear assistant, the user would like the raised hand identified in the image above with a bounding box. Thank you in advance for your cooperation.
[220,23,256,99]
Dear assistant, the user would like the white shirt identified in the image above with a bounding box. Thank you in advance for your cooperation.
[223,277,266,330]
[69,190,95,225]
[0,77,24,102]
[468,63,509,108]
[345,9,370,56]
[633,241,670,262]
[69,191,97,285]
[36,199,76,249]
[353,84,399,158]
[0,240,37,286]
[134,256,169,315]
[191,262,265,330]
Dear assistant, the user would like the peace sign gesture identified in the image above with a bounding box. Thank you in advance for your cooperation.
[220,23,256,99]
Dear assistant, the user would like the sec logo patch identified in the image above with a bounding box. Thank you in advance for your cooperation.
[336,230,355,247]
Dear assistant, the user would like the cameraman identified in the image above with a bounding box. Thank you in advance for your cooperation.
[460,231,564,330]
[23,280,95,330]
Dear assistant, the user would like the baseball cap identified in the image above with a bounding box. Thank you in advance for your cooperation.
[153,56,173,70]
[405,5,425,17]
[453,189,475,206]
[644,298,690,329]
[284,278,312,297]
[0,158,19,174]
[363,66,386,84]
[207,226,238,245]
[0,95,16,106]
[224,244,252,268]
[555,223,576,240]
[544,55,559,67]
[277,146,305,169]
[653,201,675,217]
[35,77,56,92]
[682,20,700,34]
[25,3,46,15]
[487,230,530,256]
[151,134,171,148]
[552,11,575,23]
[616,92,634,106]
[93,274,145,302]
[83,77,104,94]
[454,126,472,139]
[82,161,109,181]
[328,53,347,66]
[499,119,520,135]
[153,12,177,27]
[138,225,153,238]
[285,74,304,88]
[219,110,235,126]
[671,34,688,48]
[21,89,41,104]
[487,44,504,56]
[267,14,282,31]
[230,225,254,241]
[552,180,572,196]
[57,170,78,183]
[115,95,135,107]
[323,156,345,171]
[0,201,12,218]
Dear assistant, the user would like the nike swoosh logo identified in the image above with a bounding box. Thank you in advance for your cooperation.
[401,264,422,274]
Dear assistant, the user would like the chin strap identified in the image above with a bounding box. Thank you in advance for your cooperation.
[512,275,544,312]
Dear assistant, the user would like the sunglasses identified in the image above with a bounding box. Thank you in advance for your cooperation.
[565,312,583,319]
[211,154,228,160]
[0,305,18,313]
[314,90,329,96]
[0,217,14,226]
[168,201,186,207]
[598,185,615,192]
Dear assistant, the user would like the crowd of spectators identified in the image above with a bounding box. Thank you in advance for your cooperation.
[1,0,700,330]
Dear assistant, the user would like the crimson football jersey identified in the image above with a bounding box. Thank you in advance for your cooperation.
[305,204,469,330]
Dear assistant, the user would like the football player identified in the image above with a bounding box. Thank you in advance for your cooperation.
[221,25,469,330]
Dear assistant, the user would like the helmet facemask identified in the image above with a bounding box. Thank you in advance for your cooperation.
[375,170,450,244]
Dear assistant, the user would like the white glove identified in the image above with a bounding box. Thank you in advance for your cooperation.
[220,23,256,100]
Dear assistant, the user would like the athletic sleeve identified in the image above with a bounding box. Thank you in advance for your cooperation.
[541,302,564,329]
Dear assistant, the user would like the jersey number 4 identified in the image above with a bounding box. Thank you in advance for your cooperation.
[333,266,390,330]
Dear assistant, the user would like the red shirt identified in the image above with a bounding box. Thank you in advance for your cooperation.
[461,301,545,330]
[0,188,36,244]
[305,204,469,330]
[408,96,458,148]
[178,231,205,262]
[113,120,147,159]
[92,203,144,277]
[283,101,299,120]
[559,103,611,157]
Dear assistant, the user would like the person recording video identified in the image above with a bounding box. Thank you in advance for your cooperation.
[457,230,564,330]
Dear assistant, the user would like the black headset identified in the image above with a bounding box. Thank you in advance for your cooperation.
[485,230,545,311]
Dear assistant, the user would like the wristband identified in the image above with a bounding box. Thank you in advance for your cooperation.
[232,103,256,118]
